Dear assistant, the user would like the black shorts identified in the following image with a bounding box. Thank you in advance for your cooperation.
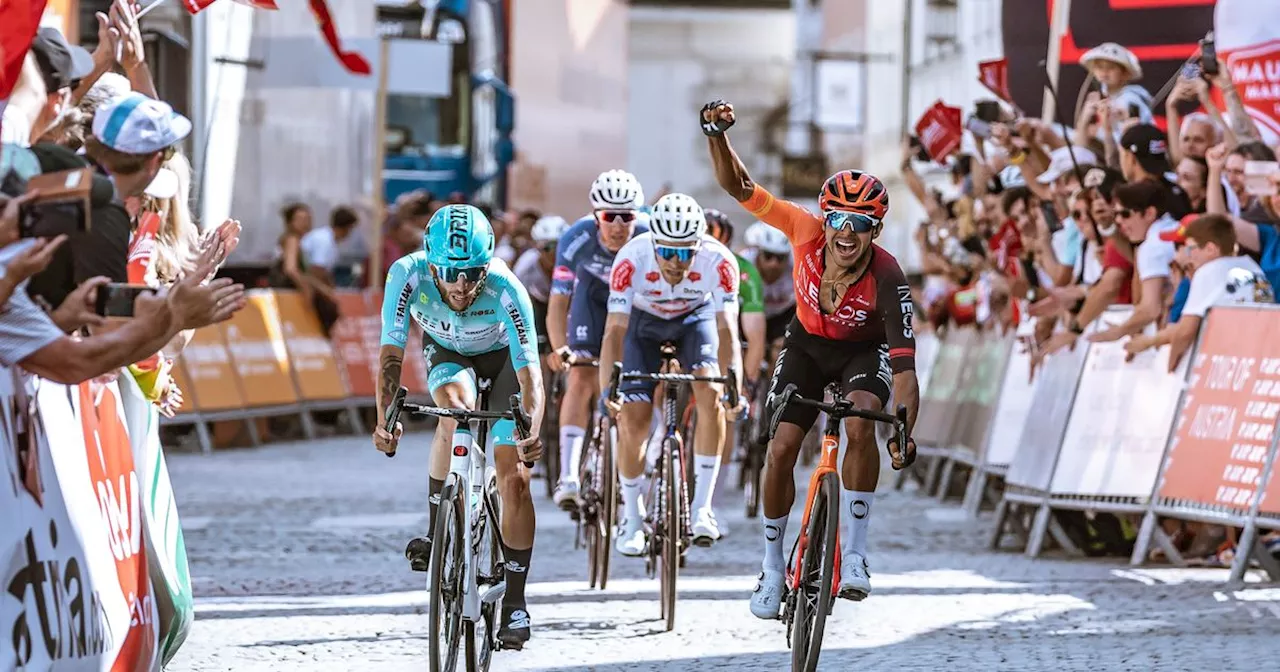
[766,305,796,343]
[765,316,891,431]
[422,336,521,445]
[531,298,550,355]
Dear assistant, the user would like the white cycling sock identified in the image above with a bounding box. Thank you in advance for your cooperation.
[763,514,789,572]
[840,489,875,558]
[559,425,585,484]
[691,454,720,516]
[620,475,646,531]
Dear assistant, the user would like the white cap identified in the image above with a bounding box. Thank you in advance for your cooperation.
[92,92,192,154]
[1037,146,1099,184]
[144,167,179,199]
[998,164,1026,189]
[1079,42,1143,81]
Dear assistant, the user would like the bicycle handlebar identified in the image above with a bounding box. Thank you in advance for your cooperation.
[381,386,535,467]
[550,353,599,398]
[766,383,912,469]
[606,362,740,410]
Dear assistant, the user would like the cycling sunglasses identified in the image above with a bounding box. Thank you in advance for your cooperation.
[824,211,880,233]
[432,264,486,284]
[597,210,638,224]
[758,250,788,263]
[655,245,698,262]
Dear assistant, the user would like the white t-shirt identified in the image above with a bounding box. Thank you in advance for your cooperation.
[1136,214,1179,281]
[607,233,739,318]
[1182,255,1275,318]
[513,247,551,303]
[1,104,31,147]
[301,227,338,270]
[1072,240,1104,286]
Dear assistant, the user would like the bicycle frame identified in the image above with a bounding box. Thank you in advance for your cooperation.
[790,409,844,596]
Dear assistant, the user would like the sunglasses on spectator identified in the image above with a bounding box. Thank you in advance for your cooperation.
[597,211,637,224]
[432,264,486,284]
[759,251,788,263]
[1116,208,1134,218]
[1071,210,1087,220]
[824,211,880,233]
[655,245,697,262]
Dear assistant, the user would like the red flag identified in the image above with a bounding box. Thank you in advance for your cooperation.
[977,58,1012,102]
[914,100,964,164]
[234,0,279,8]
[1,0,49,100]
[309,0,371,76]
[182,0,276,13]
[181,0,217,11]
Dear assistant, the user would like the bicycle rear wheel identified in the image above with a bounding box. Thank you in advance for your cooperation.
[582,421,603,588]
[541,387,561,499]
[789,472,839,672]
[743,440,763,519]
[429,480,466,672]
[660,437,681,632]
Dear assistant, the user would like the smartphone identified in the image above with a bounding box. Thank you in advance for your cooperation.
[20,200,87,238]
[965,116,993,138]
[974,100,1003,124]
[1040,201,1063,234]
[95,283,157,318]
[1244,160,1280,197]
[1200,34,1219,77]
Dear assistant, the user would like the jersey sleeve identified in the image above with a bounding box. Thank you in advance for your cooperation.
[713,252,740,313]
[875,258,917,373]
[380,257,417,348]
[737,256,765,315]
[499,276,540,371]
[551,220,589,295]
[738,183,821,246]
[606,243,639,315]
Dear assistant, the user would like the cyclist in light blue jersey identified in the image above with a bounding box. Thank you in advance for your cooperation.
[373,204,544,649]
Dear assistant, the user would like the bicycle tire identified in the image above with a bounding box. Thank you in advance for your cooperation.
[598,419,616,590]
[790,472,839,672]
[429,480,466,672]
[743,444,762,519]
[661,437,681,632]
[582,424,602,589]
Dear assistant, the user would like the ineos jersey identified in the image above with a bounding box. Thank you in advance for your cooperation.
[380,253,538,371]
[607,233,739,319]
[741,246,797,319]
[740,184,916,373]
[551,215,650,302]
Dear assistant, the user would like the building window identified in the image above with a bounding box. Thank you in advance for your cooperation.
[923,0,959,62]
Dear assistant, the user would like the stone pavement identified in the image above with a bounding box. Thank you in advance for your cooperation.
[165,434,1280,671]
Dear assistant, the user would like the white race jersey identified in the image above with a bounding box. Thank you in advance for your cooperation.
[606,233,739,319]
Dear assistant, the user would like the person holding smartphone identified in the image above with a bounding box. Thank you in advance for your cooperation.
[1078,43,1153,142]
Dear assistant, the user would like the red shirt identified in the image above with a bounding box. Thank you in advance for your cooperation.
[945,283,980,326]
[1102,240,1134,305]
[987,219,1023,270]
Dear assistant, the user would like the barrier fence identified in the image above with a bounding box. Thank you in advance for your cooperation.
[911,303,1280,583]
[163,288,435,452]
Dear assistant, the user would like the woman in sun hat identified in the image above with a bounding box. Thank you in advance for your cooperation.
[1080,42,1153,141]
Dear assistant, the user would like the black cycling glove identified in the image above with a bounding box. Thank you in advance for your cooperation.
[700,100,735,137]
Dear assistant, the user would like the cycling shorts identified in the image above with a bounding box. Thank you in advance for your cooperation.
[423,335,520,446]
[766,316,891,430]
[765,304,796,343]
[568,283,609,358]
[619,303,719,403]
[531,298,550,355]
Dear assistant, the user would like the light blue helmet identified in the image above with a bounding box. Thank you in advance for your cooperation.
[424,204,495,270]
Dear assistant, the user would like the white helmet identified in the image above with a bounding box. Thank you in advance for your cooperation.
[589,169,645,210]
[531,215,569,243]
[650,193,705,243]
[744,221,768,248]
[756,227,790,256]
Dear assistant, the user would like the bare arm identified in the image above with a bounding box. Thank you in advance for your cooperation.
[706,133,755,202]
[375,344,404,422]
[21,309,179,385]
[598,313,629,394]
[1092,276,1165,341]
[740,312,766,384]
[516,364,546,441]
[716,308,744,397]
[547,293,571,352]
[892,371,921,439]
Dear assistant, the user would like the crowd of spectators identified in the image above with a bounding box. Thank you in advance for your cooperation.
[900,42,1280,565]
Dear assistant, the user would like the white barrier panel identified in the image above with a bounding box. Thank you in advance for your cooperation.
[983,341,1040,468]
[1004,336,1092,492]
[1048,333,1188,498]
[915,330,941,393]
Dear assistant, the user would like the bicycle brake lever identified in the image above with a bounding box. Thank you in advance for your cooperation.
[509,393,535,468]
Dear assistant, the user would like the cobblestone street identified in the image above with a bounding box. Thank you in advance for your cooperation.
[166,435,1280,671]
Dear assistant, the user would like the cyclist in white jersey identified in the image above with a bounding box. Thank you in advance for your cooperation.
[739,225,797,355]
[514,215,570,358]
[599,194,746,552]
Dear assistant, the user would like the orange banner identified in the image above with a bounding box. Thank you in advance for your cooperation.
[1159,307,1280,510]
[220,291,299,408]
[274,291,348,401]
[366,290,429,396]
[331,290,379,398]
[173,326,245,412]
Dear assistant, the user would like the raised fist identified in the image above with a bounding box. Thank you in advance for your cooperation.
[700,100,736,137]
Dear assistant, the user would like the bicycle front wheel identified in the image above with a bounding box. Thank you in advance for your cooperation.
[660,437,682,632]
[790,472,839,672]
[429,481,466,672]
[597,419,616,590]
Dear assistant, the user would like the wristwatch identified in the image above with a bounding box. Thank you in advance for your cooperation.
[1068,317,1084,335]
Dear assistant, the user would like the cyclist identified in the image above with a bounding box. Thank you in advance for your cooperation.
[741,224,797,362]
[701,100,919,616]
[516,215,569,361]
[372,204,545,648]
[546,170,650,512]
[705,209,766,385]
[599,193,746,552]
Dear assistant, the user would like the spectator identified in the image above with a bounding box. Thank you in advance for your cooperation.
[2,28,95,148]
[1091,180,1179,343]
[1124,214,1273,369]
[1118,123,1193,219]
[270,202,339,336]
[1175,156,1210,214]
[302,205,361,286]
[383,192,432,277]
[1164,73,1227,164]
[1079,43,1152,138]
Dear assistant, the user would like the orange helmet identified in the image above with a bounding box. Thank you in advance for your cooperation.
[819,170,889,219]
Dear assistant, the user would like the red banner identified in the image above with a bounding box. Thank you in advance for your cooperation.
[978,58,1012,102]
[914,100,964,164]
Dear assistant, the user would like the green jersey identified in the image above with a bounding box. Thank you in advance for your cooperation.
[736,253,764,315]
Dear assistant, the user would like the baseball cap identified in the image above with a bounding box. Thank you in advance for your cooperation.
[1120,123,1172,176]
[1037,146,1099,184]
[1159,213,1201,244]
[144,167,179,199]
[92,93,192,155]
[29,27,95,91]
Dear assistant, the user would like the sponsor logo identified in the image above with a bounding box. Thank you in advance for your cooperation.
[388,329,408,343]
[644,289,662,296]
[646,271,660,282]
[851,500,869,519]
[689,271,702,282]
[446,208,471,259]
[552,265,575,282]
[897,284,914,340]
[575,325,589,341]
[470,309,496,316]
[506,302,531,347]
[395,283,413,323]
[834,305,870,323]
[453,444,469,457]
[716,259,737,293]
[7,523,111,666]
[610,259,636,292]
